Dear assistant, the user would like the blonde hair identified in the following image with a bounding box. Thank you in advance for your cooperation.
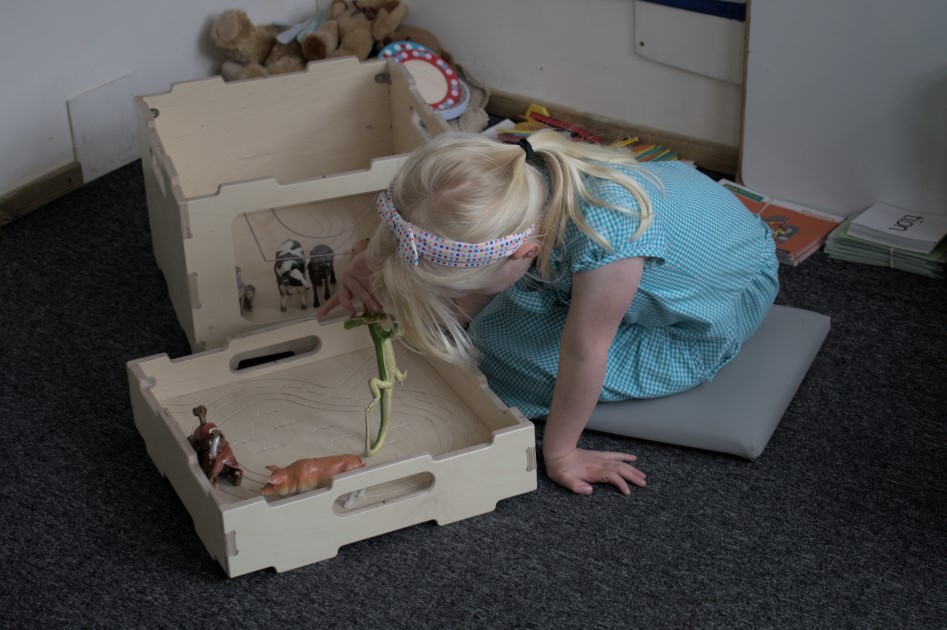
[368,128,658,367]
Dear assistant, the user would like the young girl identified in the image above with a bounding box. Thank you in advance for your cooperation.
[320,129,779,496]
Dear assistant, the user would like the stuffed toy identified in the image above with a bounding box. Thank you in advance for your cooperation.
[301,0,407,62]
[211,9,306,80]
[367,0,409,44]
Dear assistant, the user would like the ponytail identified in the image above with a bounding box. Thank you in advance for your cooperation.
[525,128,658,279]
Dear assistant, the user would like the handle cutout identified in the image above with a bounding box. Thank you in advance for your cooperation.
[230,335,320,372]
[333,471,434,515]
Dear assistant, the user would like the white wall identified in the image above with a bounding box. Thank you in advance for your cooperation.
[405,0,744,144]
[0,0,743,198]
[741,0,947,216]
[0,0,316,198]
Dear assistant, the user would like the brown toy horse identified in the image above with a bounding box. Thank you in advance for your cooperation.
[189,405,243,488]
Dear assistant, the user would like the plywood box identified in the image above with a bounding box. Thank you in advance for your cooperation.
[137,57,450,352]
[127,317,537,577]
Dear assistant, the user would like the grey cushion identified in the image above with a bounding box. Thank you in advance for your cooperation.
[585,305,830,459]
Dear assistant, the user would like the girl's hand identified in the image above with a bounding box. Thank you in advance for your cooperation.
[317,251,380,317]
[544,448,646,496]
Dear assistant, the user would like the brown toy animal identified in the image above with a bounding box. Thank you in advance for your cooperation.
[301,0,407,62]
[211,9,307,80]
[260,455,365,497]
[307,244,337,308]
[189,406,244,488]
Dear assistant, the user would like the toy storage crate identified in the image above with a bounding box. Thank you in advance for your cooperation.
[127,317,537,577]
[136,57,450,352]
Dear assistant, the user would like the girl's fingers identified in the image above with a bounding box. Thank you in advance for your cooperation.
[600,459,647,493]
[623,467,647,488]
[339,288,356,316]
[609,475,632,496]
[568,474,595,495]
[317,293,341,316]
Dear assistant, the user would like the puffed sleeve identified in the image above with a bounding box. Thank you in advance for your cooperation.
[563,173,667,274]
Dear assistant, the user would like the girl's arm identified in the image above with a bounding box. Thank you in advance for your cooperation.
[542,256,648,495]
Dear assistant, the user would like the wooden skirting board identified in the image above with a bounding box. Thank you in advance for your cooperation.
[0,161,83,228]
[487,90,739,177]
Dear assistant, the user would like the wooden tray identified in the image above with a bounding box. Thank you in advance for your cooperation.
[127,317,537,577]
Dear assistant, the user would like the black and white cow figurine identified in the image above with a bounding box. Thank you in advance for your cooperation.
[307,244,336,307]
[274,239,310,311]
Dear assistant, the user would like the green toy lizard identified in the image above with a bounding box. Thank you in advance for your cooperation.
[344,310,406,456]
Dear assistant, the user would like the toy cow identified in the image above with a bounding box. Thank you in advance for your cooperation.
[274,239,310,311]
[260,455,365,498]
[307,243,336,307]
[189,405,243,488]
[236,266,255,315]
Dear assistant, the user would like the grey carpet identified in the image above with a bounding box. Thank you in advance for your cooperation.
[1,161,944,629]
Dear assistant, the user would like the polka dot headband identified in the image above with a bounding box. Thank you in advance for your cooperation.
[376,185,536,268]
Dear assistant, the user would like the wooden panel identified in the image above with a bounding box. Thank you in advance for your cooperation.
[67,73,140,184]
[128,317,536,577]
[138,58,449,352]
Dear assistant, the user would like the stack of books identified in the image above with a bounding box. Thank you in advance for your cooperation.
[824,202,947,278]
[718,180,843,265]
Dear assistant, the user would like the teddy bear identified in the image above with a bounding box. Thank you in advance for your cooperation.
[301,0,407,62]
[211,9,307,81]
[367,0,409,44]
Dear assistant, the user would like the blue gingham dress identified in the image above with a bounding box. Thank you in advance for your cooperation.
[468,161,779,419]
